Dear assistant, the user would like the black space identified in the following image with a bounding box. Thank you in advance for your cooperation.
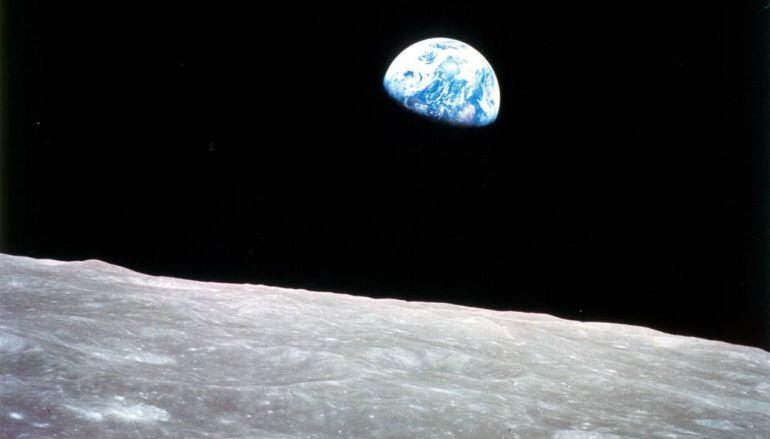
[3,2,769,349]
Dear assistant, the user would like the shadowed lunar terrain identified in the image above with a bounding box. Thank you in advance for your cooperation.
[1,253,769,438]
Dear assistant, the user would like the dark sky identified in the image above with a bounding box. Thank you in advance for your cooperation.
[3,2,768,350]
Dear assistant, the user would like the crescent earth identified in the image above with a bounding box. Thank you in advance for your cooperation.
[383,38,500,127]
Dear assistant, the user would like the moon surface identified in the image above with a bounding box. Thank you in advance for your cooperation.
[1,253,769,437]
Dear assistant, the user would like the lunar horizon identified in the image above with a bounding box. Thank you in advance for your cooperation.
[1,253,768,438]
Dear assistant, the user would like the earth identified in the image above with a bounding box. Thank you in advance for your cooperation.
[383,38,500,127]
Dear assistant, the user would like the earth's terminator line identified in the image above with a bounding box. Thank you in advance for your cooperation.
[384,38,500,127]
